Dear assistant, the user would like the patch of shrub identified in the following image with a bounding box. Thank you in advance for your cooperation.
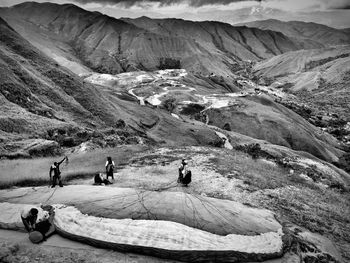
[337,153,350,173]
[115,119,126,129]
[223,123,231,131]
[158,57,181,70]
[237,143,263,159]
[209,137,226,148]
[162,98,176,113]
[28,142,61,157]
[61,137,77,147]
[180,103,205,115]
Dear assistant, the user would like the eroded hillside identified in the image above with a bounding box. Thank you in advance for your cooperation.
[0,18,223,158]
[0,2,316,77]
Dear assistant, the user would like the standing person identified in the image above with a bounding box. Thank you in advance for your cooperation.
[49,156,67,188]
[105,157,115,181]
[21,207,38,233]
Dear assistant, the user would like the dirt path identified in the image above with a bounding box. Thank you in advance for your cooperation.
[0,229,178,263]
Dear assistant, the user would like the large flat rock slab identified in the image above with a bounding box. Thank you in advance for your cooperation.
[0,185,281,235]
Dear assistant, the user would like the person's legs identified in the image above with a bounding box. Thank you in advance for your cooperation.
[51,176,57,187]
[107,172,114,180]
[58,176,63,187]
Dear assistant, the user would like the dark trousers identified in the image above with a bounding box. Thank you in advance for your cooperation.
[106,171,114,180]
[52,175,63,187]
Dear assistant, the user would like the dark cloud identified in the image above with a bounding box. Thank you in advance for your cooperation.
[332,4,350,9]
[73,0,262,8]
[320,0,350,9]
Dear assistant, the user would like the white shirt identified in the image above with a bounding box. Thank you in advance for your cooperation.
[21,206,48,222]
[105,161,115,167]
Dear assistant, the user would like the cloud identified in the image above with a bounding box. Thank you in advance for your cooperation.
[73,0,262,8]
[317,0,350,9]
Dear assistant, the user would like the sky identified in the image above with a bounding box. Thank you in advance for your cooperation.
[0,0,349,27]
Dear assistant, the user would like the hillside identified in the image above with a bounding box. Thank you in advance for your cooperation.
[238,19,350,47]
[0,17,222,158]
[0,3,349,262]
[0,2,319,78]
[253,46,350,121]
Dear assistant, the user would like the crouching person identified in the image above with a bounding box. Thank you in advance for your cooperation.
[21,205,56,244]
[178,159,192,187]
[21,207,38,233]
[94,173,112,185]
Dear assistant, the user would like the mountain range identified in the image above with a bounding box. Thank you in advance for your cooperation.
[0,1,350,261]
[0,2,322,77]
[0,1,348,161]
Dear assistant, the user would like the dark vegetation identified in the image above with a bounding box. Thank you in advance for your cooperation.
[278,99,350,145]
[337,153,350,173]
[158,58,181,70]
[236,143,273,160]
[162,98,176,113]
[179,103,206,122]
[180,103,205,116]
[304,53,350,71]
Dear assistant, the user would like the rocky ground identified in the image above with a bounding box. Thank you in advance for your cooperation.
[0,146,348,262]
[0,230,175,263]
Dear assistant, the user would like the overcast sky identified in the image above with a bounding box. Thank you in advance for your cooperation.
[0,0,349,27]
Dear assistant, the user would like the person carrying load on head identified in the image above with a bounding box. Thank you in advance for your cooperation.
[49,156,67,188]
[178,159,192,187]
[105,156,115,181]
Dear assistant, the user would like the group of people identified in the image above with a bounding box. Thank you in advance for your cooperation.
[94,156,115,185]
[23,156,191,243]
[50,155,192,188]
[49,156,116,187]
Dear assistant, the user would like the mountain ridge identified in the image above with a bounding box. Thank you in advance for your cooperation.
[0,2,321,77]
[237,19,350,47]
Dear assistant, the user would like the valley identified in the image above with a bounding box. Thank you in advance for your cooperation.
[0,2,349,263]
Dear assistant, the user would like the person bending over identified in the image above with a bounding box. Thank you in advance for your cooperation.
[94,173,112,185]
[21,207,38,232]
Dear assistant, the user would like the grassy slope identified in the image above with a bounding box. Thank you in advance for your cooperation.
[253,46,350,122]
[204,95,344,163]
[0,145,146,189]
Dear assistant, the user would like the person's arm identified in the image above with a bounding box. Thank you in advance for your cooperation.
[57,156,66,166]
[105,161,108,167]
[49,166,53,178]
[33,214,38,228]
[21,216,32,232]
